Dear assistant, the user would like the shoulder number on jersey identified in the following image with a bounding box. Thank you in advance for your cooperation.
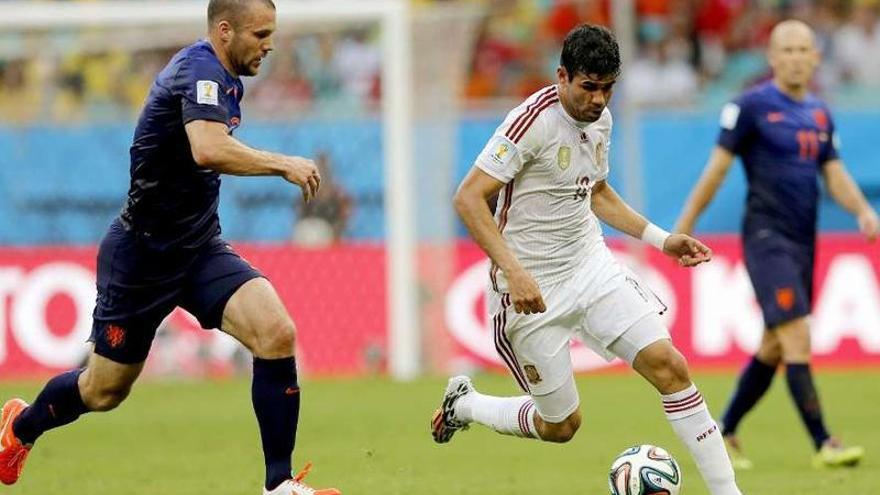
[197,80,220,106]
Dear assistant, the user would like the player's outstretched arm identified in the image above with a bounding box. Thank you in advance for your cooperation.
[673,146,735,234]
[591,180,712,267]
[454,168,545,314]
[185,120,320,202]
[822,159,879,242]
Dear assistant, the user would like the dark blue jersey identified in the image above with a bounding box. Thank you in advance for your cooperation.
[120,40,244,251]
[717,81,839,246]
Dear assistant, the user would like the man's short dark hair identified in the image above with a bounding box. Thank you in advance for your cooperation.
[208,0,276,28]
[560,24,621,81]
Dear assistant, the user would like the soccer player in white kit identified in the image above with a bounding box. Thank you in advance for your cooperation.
[431,25,743,495]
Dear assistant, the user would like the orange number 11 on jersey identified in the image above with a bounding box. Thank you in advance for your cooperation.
[796,130,820,161]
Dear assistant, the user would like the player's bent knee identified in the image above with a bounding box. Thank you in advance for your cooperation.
[637,345,691,394]
[82,385,132,412]
[757,334,783,365]
[660,355,691,392]
[777,332,811,362]
[539,411,581,443]
[253,317,297,359]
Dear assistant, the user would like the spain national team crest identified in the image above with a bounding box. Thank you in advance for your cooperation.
[557,146,571,170]
[523,365,542,385]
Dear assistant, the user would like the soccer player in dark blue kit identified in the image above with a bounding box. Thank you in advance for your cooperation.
[0,1,341,493]
[676,20,878,470]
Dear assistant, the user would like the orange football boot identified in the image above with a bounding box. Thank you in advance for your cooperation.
[0,399,31,485]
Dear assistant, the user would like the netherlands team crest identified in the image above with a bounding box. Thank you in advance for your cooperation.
[106,324,126,349]
[776,287,796,311]
[557,146,571,170]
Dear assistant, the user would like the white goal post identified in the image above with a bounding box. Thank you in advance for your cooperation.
[0,0,421,380]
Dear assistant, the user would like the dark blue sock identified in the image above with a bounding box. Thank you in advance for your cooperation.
[721,356,777,436]
[786,363,830,450]
[13,369,90,445]
[252,357,300,491]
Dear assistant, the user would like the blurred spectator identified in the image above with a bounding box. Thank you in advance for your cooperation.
[626,37,700,107]
[542,0,609,43]
[295,33,344,103]
[331,28,382,105]
[0,59,40,123]
[833,3,880,86]
[247,46,314,116]
[292,152,353,247]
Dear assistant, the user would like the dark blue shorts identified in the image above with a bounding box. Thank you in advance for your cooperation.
[90,221,262,364]
[743,234,814,329]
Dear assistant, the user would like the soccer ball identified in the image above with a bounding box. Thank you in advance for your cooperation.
[608,444,682,495]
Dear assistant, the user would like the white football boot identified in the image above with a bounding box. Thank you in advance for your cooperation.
[262,463,340,495]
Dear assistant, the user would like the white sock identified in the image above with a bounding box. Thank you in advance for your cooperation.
[456,391,538,439]
[662,384,741,495]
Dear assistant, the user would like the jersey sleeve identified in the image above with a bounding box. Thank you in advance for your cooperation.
[474,110,545,183]
[820,106,840,164]
[716,96,755,154]
[175,58,230,125]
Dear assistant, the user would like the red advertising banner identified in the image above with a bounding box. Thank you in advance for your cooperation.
[0,235,878,378]
[0,245,387,378]
[443,235,880,372]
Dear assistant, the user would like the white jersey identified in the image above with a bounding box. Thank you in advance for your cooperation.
[475,85,612,292]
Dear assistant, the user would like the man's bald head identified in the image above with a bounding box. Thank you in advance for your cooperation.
[208,0,275,29]
[767,19,820,97]
[769,19,816,51]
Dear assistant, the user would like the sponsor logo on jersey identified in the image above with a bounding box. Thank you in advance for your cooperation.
[197,80,219,105]
[766,111,784,123]
[579,131,589,144]
[557,146,571,170]
[523,365,542,385]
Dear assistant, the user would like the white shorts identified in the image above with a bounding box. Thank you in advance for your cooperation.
[487,245,669,422]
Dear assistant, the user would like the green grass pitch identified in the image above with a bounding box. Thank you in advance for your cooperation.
[1,370,877,494]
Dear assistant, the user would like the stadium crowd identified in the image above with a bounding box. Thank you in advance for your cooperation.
[456,0,880,107]
[1,0,879,123]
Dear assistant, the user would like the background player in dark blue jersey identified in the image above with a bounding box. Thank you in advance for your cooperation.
[0,1,340,494]
[676,20,878,471]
